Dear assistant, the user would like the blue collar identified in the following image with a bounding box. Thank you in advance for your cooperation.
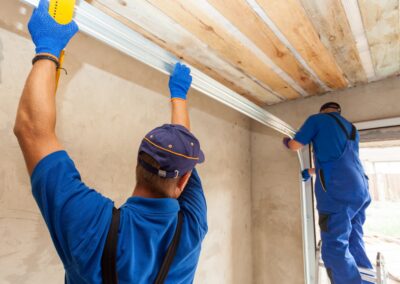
[124,196,180,214]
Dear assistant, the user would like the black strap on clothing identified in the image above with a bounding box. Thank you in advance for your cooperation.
[101,209,184,284]
[102,207,121,284]
[154,211,184,284]
[326,113,356,140]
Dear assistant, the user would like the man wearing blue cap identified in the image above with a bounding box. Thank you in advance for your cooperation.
[283,102,372,284]
[14,2,207,283]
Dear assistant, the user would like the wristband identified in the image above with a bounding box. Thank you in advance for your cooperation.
[32,54,60,69]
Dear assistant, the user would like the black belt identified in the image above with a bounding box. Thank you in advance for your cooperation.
[101,207,184,284]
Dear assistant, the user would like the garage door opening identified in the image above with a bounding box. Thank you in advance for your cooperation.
[360,141,400,284]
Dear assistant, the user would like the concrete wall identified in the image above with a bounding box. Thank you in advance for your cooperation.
[251,75,400,283]
[0,2,253,283]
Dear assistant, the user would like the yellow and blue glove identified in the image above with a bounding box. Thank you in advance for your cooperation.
[169,63,192,100]
[301,169,311,182]
[28,0,78,58]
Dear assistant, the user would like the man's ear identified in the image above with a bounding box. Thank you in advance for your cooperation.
[176,171,192,195]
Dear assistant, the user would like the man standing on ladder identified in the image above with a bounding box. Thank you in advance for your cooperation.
[14,1,207,283]
[283,102,373,284]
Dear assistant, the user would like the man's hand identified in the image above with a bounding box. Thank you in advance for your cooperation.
[170,63,192,130]
[301,169,311,182]
[301,168,315,182]
[169,63,192,100]
[28,0,78,58]
[283,137,291,149]
[282,137,304,151]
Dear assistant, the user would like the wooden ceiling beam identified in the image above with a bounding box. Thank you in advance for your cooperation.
[145,0,302,100]
[208,0,324,96]
[300,0,367,85]
[255,0,348,90]
[358,0,400,79]
[90,0,283,105]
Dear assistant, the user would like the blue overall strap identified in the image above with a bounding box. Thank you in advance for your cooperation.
[326,113,356,141]
[101,209,184,284]
[154,211,184,284]
[101,207,121,284]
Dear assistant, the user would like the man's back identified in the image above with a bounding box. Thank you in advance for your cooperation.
[116,169,207,284]
[31,151,207,284]
[294,112,359,163]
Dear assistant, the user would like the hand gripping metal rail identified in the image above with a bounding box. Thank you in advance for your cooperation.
[20,0,316,282]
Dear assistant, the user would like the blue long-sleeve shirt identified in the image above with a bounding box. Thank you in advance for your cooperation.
[294,112,359,163]
[31,150,207,284]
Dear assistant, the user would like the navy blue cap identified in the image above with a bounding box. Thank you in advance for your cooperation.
[138,124,205,178]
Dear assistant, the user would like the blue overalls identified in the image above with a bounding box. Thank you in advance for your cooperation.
[314,113,372,284]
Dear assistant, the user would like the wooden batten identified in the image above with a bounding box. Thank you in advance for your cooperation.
[300,0,368,85]
[358,0,400,79]
[256,0,348,90]
[208,0,324,96]
[145,0,302,100]
[90,0,283,105]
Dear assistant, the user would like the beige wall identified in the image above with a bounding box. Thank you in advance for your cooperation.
[251,75,400,284]
[0,2,253,283]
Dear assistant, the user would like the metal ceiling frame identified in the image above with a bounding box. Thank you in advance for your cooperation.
[20,0,316,283]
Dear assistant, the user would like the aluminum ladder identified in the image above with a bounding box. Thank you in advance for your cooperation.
[316,241,388,284]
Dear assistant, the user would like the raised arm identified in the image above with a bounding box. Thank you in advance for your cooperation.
[13,0,78,175]
[169,63,192,130]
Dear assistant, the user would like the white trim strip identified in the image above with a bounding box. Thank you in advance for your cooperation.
[340,0,376,81]
[20,0,296,136]
[355,117,400,130]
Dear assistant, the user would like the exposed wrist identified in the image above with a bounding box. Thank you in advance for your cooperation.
[171,98,187,102]
[36,53,59,61]
[32,54,60,69]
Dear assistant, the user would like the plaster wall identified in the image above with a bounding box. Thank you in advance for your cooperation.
[251,75,400,283]
[0,2,253,283]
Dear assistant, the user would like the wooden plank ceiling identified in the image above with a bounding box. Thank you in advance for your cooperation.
[87,0,400,106]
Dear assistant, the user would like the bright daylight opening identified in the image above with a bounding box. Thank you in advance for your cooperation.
[360,141,400,284]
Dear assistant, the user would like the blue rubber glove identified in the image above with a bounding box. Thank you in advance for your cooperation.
[301,169,311,182]
[28,0,79,58]
[282,137,291,149]
[169,63,192,100]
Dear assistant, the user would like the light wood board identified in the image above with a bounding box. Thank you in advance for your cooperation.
[256,0,348,89]
[208,0,324,95]
[300,0,367,85]
[145,0,302,100]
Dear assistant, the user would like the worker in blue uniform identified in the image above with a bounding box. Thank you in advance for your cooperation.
[283,102,373,284]
[14,1,207,283]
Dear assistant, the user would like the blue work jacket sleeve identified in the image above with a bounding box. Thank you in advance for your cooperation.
[30,150,114,273]
[178,168,208,238]
[294,114,319,146]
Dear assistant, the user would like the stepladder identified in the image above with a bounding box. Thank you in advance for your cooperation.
[315,241,388,284]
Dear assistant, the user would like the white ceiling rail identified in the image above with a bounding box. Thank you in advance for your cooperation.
[21,0,296,137]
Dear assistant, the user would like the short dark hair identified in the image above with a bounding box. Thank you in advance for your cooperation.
[320,102,341,113]
[136,152,179,197]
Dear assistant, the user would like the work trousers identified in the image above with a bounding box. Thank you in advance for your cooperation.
[320,200,373,284]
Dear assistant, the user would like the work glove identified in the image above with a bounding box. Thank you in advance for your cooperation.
[301,169,311,182]
[169,63,192,100]
[282,137,291,149]
[28,0,79,58]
